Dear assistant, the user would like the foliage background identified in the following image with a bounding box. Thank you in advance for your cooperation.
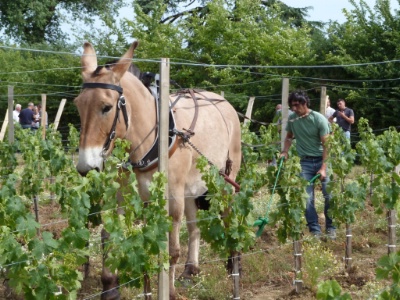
[0,0,399,137]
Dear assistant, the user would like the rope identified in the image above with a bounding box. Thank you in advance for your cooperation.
[253,160,321,237]
[253,156,285,237]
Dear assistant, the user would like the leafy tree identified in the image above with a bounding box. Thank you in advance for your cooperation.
[321,0,400,131]
[121,0,316,122]
[0,0,124,44]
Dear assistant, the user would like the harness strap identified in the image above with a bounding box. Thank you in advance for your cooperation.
[187,89,199,135]
[82,82,123,94]
[81,82,129,155]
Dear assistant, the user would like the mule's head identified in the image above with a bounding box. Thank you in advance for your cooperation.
[74,41,138,175]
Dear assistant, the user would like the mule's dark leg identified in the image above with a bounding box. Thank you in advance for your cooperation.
[180,198,201,280]
[100,229,120,300]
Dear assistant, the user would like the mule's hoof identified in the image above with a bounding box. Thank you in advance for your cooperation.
[100,289,120,300]
[177,276,194,288]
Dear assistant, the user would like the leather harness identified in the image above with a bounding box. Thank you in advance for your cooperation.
[80,84,240,191]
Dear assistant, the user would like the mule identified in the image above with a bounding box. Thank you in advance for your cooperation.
[74,41,241,300]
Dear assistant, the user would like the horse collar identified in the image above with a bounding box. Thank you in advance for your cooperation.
[81,82,129,156]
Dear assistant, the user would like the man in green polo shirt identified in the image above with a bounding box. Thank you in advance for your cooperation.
[280,90,335,240]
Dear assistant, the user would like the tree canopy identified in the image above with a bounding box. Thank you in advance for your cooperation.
[0,0,124,44]
[0,0,399,135]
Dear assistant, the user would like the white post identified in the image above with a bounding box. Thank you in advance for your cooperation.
[320,86,327,115]
[53,99,67,131]
[158,58,170,300]
[41,94,47,140]
[0,109,9,142]
[244,97,255,124]
[8,86,14,143]
[281,78,289,150]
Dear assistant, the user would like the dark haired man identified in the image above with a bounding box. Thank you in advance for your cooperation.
[328,99,354,141]
[19,102,35,129]
[280,90,335,240]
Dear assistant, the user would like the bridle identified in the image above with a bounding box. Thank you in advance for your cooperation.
[81,82,129,157]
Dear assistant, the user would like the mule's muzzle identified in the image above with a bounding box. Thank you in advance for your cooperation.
[77,167,100,177]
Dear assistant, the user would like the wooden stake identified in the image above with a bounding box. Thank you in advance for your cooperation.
[53,99,67,131]
[244,97,255,124]
[281,78,289,151]
[0,109,9,142]
[144,273,152,300]
[320,86,327,115]
[8,86,14,144]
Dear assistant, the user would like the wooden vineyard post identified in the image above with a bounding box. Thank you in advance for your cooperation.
[281,78,289,150]
[319,86,327,115]
[53,98,66,131]
[33,195,40,236]
[231,251,240,300]
[41,94,47,139]
[158,57,170,300]
[244,96,255,125]
[388,209,397,255]
[0,109,9,142]
[293,240,303,293]
[8,86,15,144]
[144,274,152,300]
[345,224,352,271]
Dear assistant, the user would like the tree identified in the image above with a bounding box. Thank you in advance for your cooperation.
[321,0,400,131]
[121,0,316,122]
[0,0,124,44]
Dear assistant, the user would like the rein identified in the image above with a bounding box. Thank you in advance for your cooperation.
[81,82,129,156]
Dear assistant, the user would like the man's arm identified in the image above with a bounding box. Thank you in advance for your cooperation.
[280,131,294,159]
[318,134,329,180]
[338,110,354,124]
[328,110,337,124]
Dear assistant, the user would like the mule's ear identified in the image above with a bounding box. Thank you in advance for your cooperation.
[113,41,139,81]
[81,42,98,81]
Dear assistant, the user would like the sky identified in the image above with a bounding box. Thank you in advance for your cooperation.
[282,0,399,23]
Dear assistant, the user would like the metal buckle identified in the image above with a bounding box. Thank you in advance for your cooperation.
[109,131,116,140]
[118,95,126,108]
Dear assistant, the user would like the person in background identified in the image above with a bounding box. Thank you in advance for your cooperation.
[19,102,35,129]
[280,90,335,240]
[325,96,335,122]
[37,104,48,128]
[13,103,21,123]
[31,106,40,129]
[328,98,354,141]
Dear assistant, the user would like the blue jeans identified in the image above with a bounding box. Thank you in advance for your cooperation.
[300,157,335,233]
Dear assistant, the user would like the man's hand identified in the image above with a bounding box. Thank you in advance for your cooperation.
[317,167,327,181]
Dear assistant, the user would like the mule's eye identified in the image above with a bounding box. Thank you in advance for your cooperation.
[102,105,112,114]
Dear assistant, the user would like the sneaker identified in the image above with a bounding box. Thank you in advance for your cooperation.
[311,231,322,239]
[326,229,336,240]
